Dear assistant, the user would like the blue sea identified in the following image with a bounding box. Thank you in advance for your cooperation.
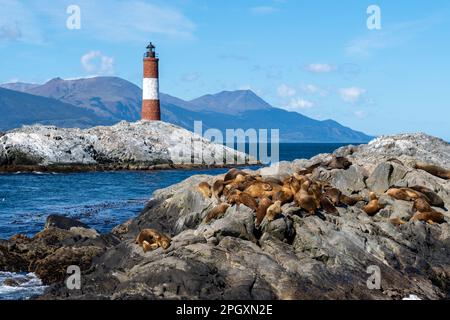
[0,143,349,299]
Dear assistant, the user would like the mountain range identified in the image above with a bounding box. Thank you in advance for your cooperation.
[0,77,373,142]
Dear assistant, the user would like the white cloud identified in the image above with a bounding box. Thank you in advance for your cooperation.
[285,98,315,111]
[339,87,366,104]
[250,6,278,15]
[81,51,115,75]
[277,84,296,98]
[304,63,335,73]
[301,84,328,96]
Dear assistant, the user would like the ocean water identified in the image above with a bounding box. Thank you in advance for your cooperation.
[0,143,349,299]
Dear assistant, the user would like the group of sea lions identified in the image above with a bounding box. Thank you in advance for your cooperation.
[198,158,382,228]
[135,228,171,253]
[133,158,449,253]
[387,186,446,224]
[198,157,449,231]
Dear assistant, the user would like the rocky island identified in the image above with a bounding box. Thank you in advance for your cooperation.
[1,133,449,300]
[0,121,248,172]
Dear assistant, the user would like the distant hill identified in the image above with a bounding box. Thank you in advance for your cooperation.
[0,87,109,130]
[0,82,39,92]
[0,77,373,142]
[25,77,141,121]
[189,90,273,115]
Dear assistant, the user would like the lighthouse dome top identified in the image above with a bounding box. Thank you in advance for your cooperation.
[145,42,156,58]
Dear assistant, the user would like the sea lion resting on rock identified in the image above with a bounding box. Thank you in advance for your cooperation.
[135,229,171,252]
[198,182,212,199]
[227,190,259,211]
[363,192,385,216]
[324,155,352,170]
[409,185,445,208]
[410,211,446,224]
[204,203,230,224]
[255,198,273,228]
[295,181,319,215]
[414,162,450,180]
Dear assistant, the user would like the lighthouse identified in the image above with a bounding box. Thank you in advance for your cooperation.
[141,42,161,121]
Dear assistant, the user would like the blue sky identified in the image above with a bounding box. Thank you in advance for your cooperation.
[0,0,449,139]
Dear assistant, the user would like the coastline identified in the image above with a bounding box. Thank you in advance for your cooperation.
[1,133,449,300]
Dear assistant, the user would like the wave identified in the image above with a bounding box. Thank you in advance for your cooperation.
[0,272,47,300]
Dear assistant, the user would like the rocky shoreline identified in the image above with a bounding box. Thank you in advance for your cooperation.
[0,121,250,173]
[1,133,449,300]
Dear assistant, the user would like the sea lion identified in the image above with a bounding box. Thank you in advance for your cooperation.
[296,163,321,175]
[386,187,429,202]
[273,188,294,205]
[413,198,432,213]
[212,179,225,201]
[340,194,364,206]
[409,186,445,208]
[203,203,230,223]
[410,211,446,224]
[324,155,352,170]
[414,162,450,180]
[295,181,319,215]
[263,177,283,186]
[256,198,273,227]
[320,195,339,215]
[228,191,258,211]
[324,187,342,206]
[244,181,274,199]
[363,192,384,216]
[224,168,248,183]
[135,228,171,252]
[390,217,406,226]
[198,182,212,199]
[265,200,282,222]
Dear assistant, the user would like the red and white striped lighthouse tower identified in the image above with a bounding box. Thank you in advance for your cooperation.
[141,42,161,121]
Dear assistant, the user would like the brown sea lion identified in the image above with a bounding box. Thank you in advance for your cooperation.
[273,188,294,205]
[320,195,339,215]
[203,203,230,223]
[324,155,352,170]
[295,181,319,215]
[135,228,171,252]
[386,187,429,202]
[263,177,283,186]
[224,168,248,183]
[256,198,273,227]
[296,163,322,175]
[340,194,364,206]
[212,179,225,201]
[228,191,258,211]
[198,182,212,199]
[265,200,282,222]
[324,187,342,206]
[363,192,384,216]
[409,185,445,208]
[244,181,273,199]
[390,217,406,226]
[414,162,450,180]
[410,211,446,224]
[413,198,432,213]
